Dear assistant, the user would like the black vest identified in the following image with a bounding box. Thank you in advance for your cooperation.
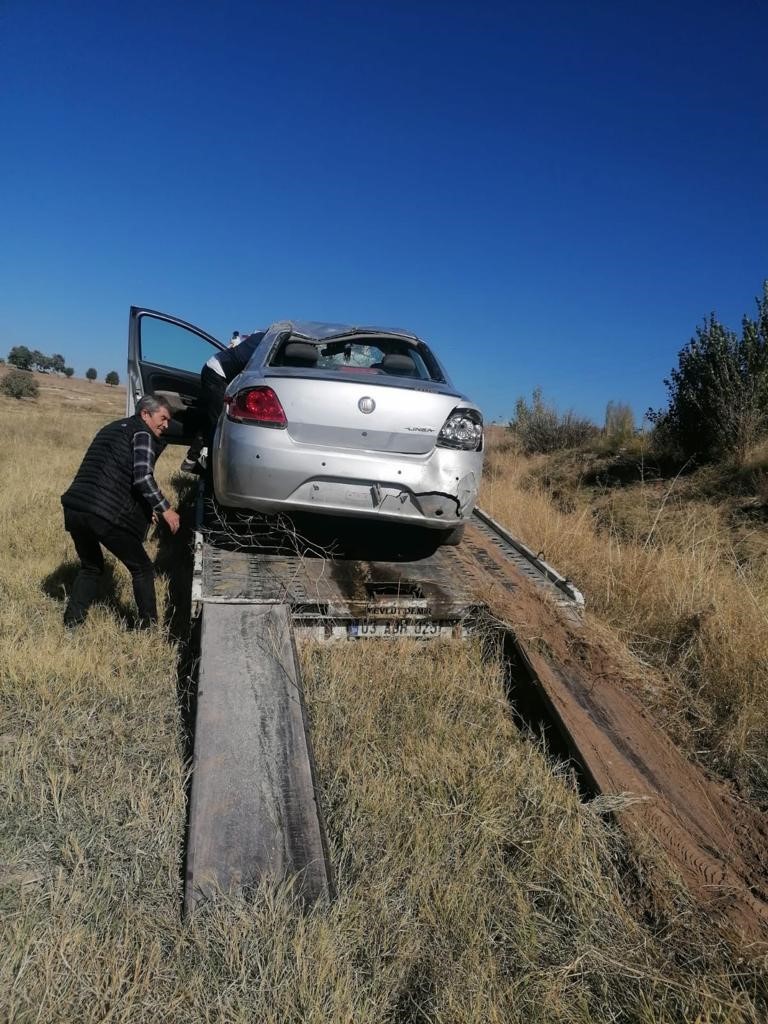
[61,415,162,538]
[214,331,266,381]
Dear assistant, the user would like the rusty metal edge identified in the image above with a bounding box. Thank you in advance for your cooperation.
[472,506,585,607]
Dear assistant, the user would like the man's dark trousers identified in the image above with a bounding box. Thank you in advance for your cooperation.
[63,508,157,627]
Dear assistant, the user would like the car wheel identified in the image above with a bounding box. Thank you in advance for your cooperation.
[438,524,465,547]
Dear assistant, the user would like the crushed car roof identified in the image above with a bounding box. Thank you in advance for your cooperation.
[275,320,421,343]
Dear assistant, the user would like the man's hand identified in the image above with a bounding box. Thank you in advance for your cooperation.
[162,508,181,534]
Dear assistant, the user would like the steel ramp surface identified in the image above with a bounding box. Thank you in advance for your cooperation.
[194,505,583,633]
[184,603,331,912]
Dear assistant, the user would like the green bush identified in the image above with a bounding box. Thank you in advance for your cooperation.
[1,369,39,400]
[649,282,768,464]
[509,387,598,453]
[85,367,97,381]
[105,370,120,386]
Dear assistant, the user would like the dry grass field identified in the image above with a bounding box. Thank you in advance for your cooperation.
[1,378,767,1022]
[480,430,768,805]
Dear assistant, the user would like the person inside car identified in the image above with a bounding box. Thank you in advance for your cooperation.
[180,331,266,474]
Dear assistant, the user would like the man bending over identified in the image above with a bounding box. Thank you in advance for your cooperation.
[61,394,181,629]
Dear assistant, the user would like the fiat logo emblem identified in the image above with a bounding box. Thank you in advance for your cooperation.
[358,396,375,414]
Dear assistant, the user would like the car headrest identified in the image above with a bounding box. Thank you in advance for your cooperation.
[282,341,319,366]
[381,352,416,375]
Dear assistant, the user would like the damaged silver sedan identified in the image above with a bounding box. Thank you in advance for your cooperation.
[213,321,483,543]
[128,310,483,545]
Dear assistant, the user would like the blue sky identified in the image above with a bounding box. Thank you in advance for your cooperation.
[1,1,766,423]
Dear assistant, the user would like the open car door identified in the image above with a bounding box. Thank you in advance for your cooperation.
[127,307,225,445]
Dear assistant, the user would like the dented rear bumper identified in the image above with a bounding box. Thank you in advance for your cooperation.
[213,421,482,529]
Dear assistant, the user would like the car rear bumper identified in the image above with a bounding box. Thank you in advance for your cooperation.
[212,422,482,529]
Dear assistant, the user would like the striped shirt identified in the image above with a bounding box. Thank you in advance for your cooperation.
[132,431,170,513]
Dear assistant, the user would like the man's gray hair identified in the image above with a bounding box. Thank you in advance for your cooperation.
[137,394,172,416]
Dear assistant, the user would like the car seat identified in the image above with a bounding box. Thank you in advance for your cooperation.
[280,341,319,367]
[379,352,417,376]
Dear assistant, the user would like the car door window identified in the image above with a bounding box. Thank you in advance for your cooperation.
[140,316,219,374]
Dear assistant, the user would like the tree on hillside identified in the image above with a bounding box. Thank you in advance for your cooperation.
[8,345,33,371]
[86,367,97,381]
[648,282,768,464]
[8,346,70,374]
[31,350,53,372]
[105,371,120,386]
[604,401,635,443]
[64,367,75,378]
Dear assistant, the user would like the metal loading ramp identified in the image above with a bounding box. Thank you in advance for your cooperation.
[184,603,332,913]
[183,503,584,913]
[193,505,584,636]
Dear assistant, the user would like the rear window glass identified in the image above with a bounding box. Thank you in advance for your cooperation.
[269,336,443,382]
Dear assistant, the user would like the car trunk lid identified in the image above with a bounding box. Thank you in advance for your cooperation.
[259,373,463,454]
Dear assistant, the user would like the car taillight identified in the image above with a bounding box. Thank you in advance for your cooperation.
[226,386,287,427]
[437,408,483,451]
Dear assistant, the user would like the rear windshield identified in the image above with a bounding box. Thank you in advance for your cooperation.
[269,336,444,382]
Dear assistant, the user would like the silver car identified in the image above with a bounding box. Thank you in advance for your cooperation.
[128,309,483,544]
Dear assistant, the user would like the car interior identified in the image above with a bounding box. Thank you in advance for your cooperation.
[372,352,417,375]
[270,336,424,378]
[277,341,320,367]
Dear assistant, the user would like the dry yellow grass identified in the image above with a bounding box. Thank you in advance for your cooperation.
[1,385,767,1021]
[480,430,768,802]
